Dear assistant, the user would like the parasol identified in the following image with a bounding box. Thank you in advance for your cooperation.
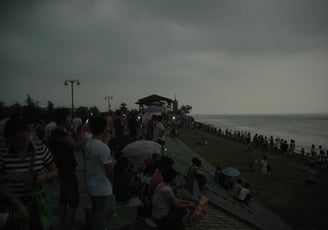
[222,167,240,177]
[121,140,162,171]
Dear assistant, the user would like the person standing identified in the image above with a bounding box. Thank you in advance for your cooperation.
[48,108,86,230]
[44,119,57,144]
[71,114,83,137]
[260,155,269,174]
[0,118,58,229]
[289,140,296,154]
[153,115,165,146]
[247,146,256,173]
[310,144,317,161]
[106,113,116,138]
[84,117,113,230]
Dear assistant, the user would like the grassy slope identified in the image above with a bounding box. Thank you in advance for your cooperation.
[178,127,328,230]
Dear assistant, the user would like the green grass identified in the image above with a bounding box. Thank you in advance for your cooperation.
[178,127,328,230]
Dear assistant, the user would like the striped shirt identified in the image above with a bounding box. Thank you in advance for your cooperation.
[0,138,54,198]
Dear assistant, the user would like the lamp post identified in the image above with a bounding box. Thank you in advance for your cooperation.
[105,96,113,112]
[64,79,80,114]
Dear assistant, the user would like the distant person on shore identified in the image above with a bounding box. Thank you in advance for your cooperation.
[260,155,269,174]
[269,136,274,149]
[281,140,288,154]
[274,138,280,152]
[319,145,326,162]
[311,144,316,158]
[289,140,295,154]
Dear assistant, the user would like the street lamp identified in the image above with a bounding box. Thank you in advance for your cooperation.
[64,79,80,114]
[104,96,113,111]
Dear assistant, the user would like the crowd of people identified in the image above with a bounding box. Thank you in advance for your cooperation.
[0,109,200,230]
[190,121,328,165]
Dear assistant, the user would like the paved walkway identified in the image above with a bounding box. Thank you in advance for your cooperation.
[44,137,294,229]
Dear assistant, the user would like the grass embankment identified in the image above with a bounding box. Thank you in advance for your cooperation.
[178,127,328,230]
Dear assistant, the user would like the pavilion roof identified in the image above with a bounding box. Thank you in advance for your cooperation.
[135,94,173,106]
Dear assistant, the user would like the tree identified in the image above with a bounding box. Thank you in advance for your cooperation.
[88,106,100,116]
[25,94,35,107]
[76,106,89,118]
[180,105,192,114]
[47,101,55,113]
[119,102,128,114]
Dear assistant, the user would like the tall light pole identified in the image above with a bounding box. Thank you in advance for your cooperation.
[64,79,80,114]
[105,96,113,112]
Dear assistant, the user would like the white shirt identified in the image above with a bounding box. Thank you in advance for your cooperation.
[72,117,83,134]
[152,183,174,219]
[44,121,57,141]
[84,139,113,196]
[153,121,165,141]
[239,187,250,201]
[232,183,242,197]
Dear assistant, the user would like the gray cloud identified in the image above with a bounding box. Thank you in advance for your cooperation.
[1,0,327,114]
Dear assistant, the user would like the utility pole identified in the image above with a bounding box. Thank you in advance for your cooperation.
[105,96,113,112]
[64,79,80,114]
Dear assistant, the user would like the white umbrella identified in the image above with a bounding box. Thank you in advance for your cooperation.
[222,167,240,177]
[121,140,162,170]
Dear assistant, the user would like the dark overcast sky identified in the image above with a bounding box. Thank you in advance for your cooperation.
[1,0,327,114]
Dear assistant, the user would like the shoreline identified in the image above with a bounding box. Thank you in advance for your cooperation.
[192,114,328,154]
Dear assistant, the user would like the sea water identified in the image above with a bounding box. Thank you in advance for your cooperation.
[193,114,328,152]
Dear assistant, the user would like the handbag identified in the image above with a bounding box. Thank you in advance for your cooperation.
[28,149,54,230]
[109,194,117,218]
[30,191,53,230]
